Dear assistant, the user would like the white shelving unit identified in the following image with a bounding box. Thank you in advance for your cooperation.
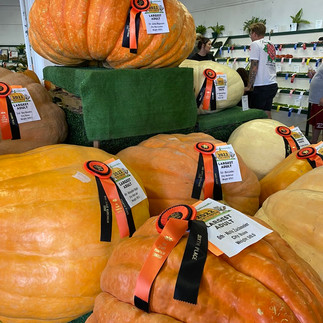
[213,28,323,120]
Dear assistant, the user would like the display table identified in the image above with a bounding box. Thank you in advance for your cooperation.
[44,66,267,154]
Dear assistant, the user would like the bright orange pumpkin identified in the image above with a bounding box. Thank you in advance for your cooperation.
[87,215,323,322]
[28,0,195,69]
[0,67,67,154]
[259,145,322,205]
[117,133,261,216]
[0,144,150,323]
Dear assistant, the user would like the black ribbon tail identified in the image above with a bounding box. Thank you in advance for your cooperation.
[122,8,131,49]
[196,78,207,109]
[210,83,217,111]
[173,220,208,304]
[212,154,223,200]
[134,296,150,313]
[191,153,205,199]
[6,97,20,140]
[95,177,112,242]
[130,12,141,54]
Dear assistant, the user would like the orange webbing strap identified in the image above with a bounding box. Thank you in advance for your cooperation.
[275,126,298,154]
[202,152,215,198]
[0,97,12,139]
[202,69,216,111]
[100,178,130,238]
[134,218,189,312]
[84,160,131,239]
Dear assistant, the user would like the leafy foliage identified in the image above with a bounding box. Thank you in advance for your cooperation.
[243,17,266,33]
[196,24,207,35]
[290,8,310,24]
[208,23,225,36]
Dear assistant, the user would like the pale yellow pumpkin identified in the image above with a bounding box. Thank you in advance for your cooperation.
[228,119,289,179]
[255,166,323,280]
[179,59,244,113]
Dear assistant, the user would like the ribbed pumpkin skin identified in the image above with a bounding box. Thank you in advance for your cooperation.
[256,166,323,281]
[0,67,67,154]
[228,119,287,180]
[87,216,323,323]
[259,149,314,205]
[117,133,260,216]
[28,0,195,69]
[179,59,244,113]
[0,144,150,323]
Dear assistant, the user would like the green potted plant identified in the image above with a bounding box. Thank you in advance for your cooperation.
[16,43,26,55]
[208,23,225,39]
[290,9,310,31]
[196,24,207,36]
[243,17,266,34]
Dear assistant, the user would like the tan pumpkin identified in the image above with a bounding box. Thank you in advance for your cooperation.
[255,166,323,281]
[179,59,244,113]
[87,214,323,322]
[0,144,150,323]
[228,118,294,179]
[28,0,195,69]
[0,67,67,154]
[117,133,260,216]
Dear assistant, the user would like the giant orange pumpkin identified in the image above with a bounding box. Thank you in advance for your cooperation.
[28,0,195,69]
[117,133,260,216]
[0,144,150,323]
[87,214,323,322]
[0,67,67,154]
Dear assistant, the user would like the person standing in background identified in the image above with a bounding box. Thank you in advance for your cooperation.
[244,23,278,118]
[308,62,323,144]
[189,35,215,61]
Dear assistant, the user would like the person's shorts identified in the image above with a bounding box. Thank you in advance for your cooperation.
[249,83,278,111]
[308,103,323,129]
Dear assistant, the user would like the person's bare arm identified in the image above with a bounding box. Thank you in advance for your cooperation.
[245,60,259,92]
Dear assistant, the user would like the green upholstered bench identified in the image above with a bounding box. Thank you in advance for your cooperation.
[44,66,267,154]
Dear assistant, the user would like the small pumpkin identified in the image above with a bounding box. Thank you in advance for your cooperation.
[255,166,323,281]
[228,118,296,180]
[0,67,67,154]
[28,0,195,69]
[259,144,323,205]
[117,133,260,216]
[0,144,150,323]
[87,214,323,322]
[179,59,244,114]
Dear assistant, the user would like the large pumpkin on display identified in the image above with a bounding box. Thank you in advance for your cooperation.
[228,119,298,179]
[255,166,323,281]
[179,59,244,113]
[87,215,323,323]
[28,0,195,69]
[259,143,323,205]
[117,133,260,216]
[0,67,67,154]
[0,144,150,323]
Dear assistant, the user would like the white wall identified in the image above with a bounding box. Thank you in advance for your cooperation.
[180,0,322,37]
[0,0,24,45]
